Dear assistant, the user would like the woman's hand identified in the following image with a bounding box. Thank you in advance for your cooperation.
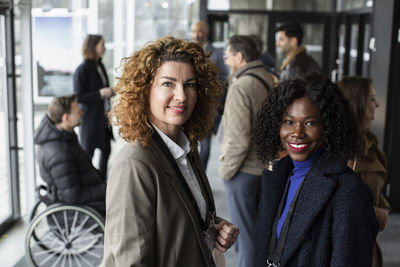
[213,221,239,252]
[100,87,113,98]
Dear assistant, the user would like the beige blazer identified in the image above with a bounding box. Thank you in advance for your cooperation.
[102,136,217,267]
[219,60,274,180]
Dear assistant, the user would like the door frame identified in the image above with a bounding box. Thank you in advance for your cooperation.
[0,6,21,236]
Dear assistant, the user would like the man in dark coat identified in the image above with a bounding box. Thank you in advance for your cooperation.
[276,23,321,80]
[34,94,106,216]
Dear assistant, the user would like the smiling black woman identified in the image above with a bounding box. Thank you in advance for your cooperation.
[252,73,379,267]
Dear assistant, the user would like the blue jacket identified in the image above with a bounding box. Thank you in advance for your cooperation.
[255,150,379,267]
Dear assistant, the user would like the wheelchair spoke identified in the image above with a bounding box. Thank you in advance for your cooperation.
[60,253,67,267]
[69,211,79,238]
[68,215,90,241]
[51,214,68,243]
[75,251,95,267]
[71,222,100,243]
[69,214,90,237]
[38,248,61,266]
[26,205,104,267]
[71,253,83,267]
[51,250,67,267]
[68,253,73,267]
[63,210,70,237]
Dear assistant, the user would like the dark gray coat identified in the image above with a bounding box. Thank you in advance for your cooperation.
[255,150,379,267]
[73,59,112,152]
[34,115,106,214]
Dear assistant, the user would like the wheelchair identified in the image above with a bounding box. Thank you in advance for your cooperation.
[25,185,105,267]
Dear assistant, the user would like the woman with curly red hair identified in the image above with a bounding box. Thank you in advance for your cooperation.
[102,36,238,267]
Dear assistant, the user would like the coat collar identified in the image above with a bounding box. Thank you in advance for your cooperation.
[229,59,264,85]
[264,150,347,265]
[280,46,306,70]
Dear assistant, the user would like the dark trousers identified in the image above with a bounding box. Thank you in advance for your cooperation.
[224,171,261,267]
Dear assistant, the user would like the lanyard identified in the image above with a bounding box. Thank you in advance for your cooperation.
[267,172,306,267]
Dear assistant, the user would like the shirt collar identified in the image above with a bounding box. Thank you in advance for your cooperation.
[151,122,191,160]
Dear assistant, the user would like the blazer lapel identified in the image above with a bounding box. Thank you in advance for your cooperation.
[280,152,339,266]
[148,136,212,263]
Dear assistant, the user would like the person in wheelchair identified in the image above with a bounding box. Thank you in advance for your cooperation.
[34,94,106,217]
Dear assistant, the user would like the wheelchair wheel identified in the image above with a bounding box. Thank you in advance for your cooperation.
[25,204,105,267]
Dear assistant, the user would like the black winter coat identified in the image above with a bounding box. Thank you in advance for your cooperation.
[73,59,112,152]
[255,150,379,267]
[34,115,106,214]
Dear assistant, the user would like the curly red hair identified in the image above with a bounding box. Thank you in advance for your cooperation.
[110,36,223,148]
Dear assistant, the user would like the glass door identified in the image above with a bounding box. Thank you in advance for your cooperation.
[0,14,13,227]
[335,13,371,81]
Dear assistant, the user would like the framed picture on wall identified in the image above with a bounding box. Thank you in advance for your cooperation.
[32,8,88,103]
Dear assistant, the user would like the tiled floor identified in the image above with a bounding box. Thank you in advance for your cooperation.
[1,135,399,267]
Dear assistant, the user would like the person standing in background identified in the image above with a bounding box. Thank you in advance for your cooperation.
[339,76,391,267]
[73,34,113,178]
[191,21,228,170]
[220,35,275,267]
[275,22,321,80]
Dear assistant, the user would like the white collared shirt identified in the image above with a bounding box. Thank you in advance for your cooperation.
[151,123,207,221]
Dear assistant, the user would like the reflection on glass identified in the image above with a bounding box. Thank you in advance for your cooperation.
[0,15,12,224]
[362,24,371,77]
[349,23,359,76]
[211,21,229,48]
[337,0,373,11]
[337,24,346,80]
[208,0,332,11]
[229,14,270,50]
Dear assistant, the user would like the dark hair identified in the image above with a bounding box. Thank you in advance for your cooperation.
[48,94,77,124]
[253,73,359,162]
[338,76,372,131]
[227,35,259,62]
[338,76,378,159]
[276,23,303,46]
[248,34,263,56]
[111,36,223,148]
[81,34,103,60]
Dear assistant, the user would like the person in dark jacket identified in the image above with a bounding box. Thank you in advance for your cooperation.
[276,23,321,80]
[73,34,113,178]
[34,94,106,216]
[252,73,379,267]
